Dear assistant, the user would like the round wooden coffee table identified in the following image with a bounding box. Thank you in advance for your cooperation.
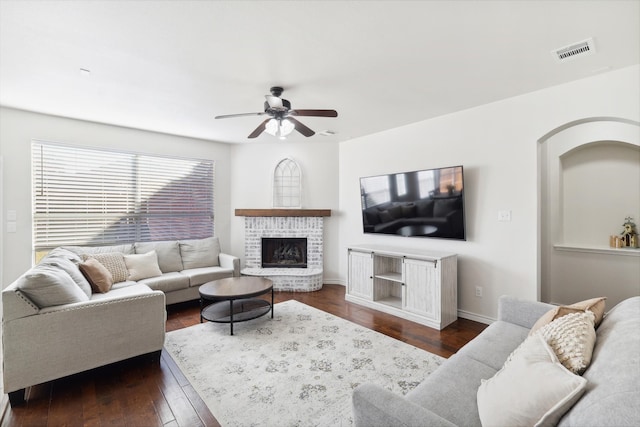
[199,276,274,335]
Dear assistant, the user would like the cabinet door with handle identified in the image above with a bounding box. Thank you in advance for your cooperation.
[402,258,440,320]
[348,250,373,300]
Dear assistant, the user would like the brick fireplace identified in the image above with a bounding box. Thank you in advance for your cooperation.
[235,209,331,291]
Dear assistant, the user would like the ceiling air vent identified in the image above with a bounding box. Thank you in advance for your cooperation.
[552,38,596,62]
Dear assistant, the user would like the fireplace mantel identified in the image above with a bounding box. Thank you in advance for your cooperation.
[235,209,331,217]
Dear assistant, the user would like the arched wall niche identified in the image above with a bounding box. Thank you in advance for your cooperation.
[538,117,640,307]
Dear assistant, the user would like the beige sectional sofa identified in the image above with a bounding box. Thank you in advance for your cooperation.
[2,236,239,405]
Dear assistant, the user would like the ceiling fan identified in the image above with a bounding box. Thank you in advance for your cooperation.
[214,86,338,139]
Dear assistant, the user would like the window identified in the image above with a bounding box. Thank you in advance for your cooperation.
[272,158,301,208]
[32,141,214,253]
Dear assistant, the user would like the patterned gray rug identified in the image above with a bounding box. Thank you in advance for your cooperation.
[164,300,444,427]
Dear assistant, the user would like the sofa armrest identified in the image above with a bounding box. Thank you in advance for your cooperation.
[352,383,458,427]
[218,252,240,277]
[498,295,554,329]
[2,284,165,394]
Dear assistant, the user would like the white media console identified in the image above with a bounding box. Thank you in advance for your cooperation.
[346,244,458,330]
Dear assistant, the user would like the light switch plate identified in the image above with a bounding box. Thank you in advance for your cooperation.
[7,221,17,233]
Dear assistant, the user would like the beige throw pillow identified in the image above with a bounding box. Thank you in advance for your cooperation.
[529,297,606,335]
[124,250,163,281]
[84,252,128,283]
[536,311,596,375]
[79,258,114,293]
[477,334,587,427]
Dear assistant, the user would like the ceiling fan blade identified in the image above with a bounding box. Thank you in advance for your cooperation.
[248,119,271,138]
[288,117,315,137]
[289,109,338,117]
[265,95,283,109]
[215,112,266,119]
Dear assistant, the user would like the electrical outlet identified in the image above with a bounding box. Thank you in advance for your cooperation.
[497,210,512,222]
[475,286,483,298]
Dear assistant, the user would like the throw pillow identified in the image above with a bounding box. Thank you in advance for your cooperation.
[530,297,606,335]
[83,252,128,283]
[79,257,113,293]
[477,334,587,427]
[124,251,163,281]
[134,241,183,273]
[179,237,221,269]
[17,264,90,308]
[536,311,596,375]
[41,255,92,298]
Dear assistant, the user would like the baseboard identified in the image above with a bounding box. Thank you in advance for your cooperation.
[458,309,495,325]
[323,279,345,286]
[0,394,8,425]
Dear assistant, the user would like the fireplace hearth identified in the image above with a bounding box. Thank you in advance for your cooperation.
[262,237,307,268]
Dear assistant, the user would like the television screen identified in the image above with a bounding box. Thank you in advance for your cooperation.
[360,165,466,240]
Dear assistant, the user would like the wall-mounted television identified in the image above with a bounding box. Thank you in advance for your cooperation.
[360,165,466,240]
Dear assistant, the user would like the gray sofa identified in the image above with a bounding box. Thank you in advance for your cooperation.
[2,236,239,405]
[353,295,640,427]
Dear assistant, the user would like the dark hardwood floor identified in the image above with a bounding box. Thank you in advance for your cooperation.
[2,284,486,427]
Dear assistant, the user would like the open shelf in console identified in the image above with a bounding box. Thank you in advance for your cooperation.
[372,254,403,308]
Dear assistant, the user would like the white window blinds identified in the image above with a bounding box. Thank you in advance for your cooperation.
[32,141,214,249]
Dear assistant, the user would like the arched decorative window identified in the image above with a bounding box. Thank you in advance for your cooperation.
[273,158,302,208]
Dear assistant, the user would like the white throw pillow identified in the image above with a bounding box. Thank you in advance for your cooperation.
[124,250,163,281]
[536,310,596,375]
[477,334,587,427]
[135,240,183,273]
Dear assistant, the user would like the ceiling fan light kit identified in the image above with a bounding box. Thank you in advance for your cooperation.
[215,86,338,139]
[265,118,294,139]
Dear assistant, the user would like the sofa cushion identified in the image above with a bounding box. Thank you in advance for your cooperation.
[41,254,92,298]
[401,203,417,218]
[79,258,114,293]
[138,272,190,293]
[415,199,434,217]
[536,311,596,375]
[124,251,163,281]
[364,210,380,226]
[179,237,220,269]
[135,240,183,273]
[84,252,129,283]
[17,264,90,308]
[477,334,587,427]
[180,266,234,287]
[455,320,529,371]
[406,354,496,427]
[558,296,640,427]
[530,297,606,334]
[388,205,403,219]
[433,198,459,217]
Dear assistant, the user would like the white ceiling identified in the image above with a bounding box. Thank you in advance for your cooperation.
[1,1,639,144]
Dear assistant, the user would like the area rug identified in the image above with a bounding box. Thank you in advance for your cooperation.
[164,300,444,427]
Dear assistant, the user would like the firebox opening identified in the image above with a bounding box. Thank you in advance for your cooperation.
[262,237,307,268]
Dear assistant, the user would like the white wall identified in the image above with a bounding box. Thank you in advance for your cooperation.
[339,65,640,321]
[228,141,340,283]
[0,107,232,287]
